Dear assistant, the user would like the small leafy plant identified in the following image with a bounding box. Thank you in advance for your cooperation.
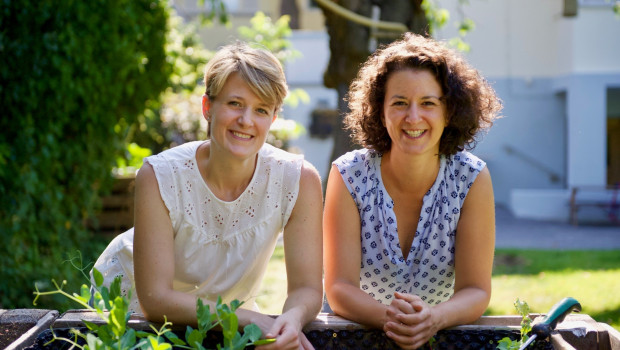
[33,268,274,350]
[496,298,532,350]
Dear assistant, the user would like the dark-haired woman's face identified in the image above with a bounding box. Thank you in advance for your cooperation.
[382,69,446,157]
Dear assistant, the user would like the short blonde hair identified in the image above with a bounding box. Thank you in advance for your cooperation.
[204,41,288,112]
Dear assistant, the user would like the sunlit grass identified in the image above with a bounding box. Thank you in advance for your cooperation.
[489,249,620,331]
[256,245,287,315]
[257,246,620,331]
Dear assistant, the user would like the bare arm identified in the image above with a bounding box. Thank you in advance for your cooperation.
[256,160,324,350]
[281,161,324,323]
[432,166,495,327]
[323,164,389,329]
[133,163,271,327]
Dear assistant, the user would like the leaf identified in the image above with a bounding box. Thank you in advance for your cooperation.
[109,297,128,337]
[85,332,104,350]
[109,275,122,301]
[219,313,238,346]
[77,284,92,304]
[196,299,216,332]
[148,335,172,350]
[497,337,519,350]
[135,330,152,338]
[186,328,205,349]
[120,328,137,349]
[92,268,104,287]
[243,324,262,343]
[82,320,99,332]
[229,299,242,312]
[163,331,187,346]
[99,287,111,310]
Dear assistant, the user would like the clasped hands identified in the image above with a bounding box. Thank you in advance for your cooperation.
[384,291,438,350]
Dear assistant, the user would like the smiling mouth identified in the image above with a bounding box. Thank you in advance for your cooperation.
[231,131,252,140]
[405,129,425,138]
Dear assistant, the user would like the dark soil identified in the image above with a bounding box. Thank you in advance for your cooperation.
[23,327,552,350]
[0,322,36,348]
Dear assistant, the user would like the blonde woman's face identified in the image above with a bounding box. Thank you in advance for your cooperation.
[382,69,446,157]
[203,72,276,160]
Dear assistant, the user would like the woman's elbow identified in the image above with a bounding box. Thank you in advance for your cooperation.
[324,282,350,315]
[136,290,169,322]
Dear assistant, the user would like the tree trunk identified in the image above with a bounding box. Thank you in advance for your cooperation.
[319,0,428,165]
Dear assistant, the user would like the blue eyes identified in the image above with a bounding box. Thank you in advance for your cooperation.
[228,101,270,115]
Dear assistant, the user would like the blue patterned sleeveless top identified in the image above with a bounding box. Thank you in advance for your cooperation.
[333,148,485,305]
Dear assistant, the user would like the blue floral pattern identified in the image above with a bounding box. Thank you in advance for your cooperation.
[334,149,485,305]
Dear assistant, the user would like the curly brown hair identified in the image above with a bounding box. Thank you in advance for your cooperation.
[344,33,502,155]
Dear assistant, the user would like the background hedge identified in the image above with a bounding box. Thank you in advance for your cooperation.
[0,0,172,310]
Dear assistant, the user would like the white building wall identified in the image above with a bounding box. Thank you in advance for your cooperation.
[178,0,620,222]
[427,0,620,221]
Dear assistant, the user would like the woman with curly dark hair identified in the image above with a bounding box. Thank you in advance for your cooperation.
[323,33,502,349]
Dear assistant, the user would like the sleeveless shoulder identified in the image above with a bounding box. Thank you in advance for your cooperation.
[143,141,203,227]
[333,148,381,209]
[444,151,486,206]
[258,144,304,225]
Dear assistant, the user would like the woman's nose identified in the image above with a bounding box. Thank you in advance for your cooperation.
[406,105,422,122]
[237,109,254,127]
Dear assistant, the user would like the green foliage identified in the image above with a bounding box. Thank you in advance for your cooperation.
[422,0,474,52]
[497,299,532,350]
[115,143,153,177]
[0,0,171,310]
[238,12,300,63]
[197,0,230,27]
[34,271,273,350]
[146,10,306,154]
[126,10,215,158]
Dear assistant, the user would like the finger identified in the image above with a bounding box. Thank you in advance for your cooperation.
[394,291,420,302]
[265,317,285,339]
[274,327,298,349]
[384,320,415,337]
[389,297,416,314]
[300,333,315,350]
[394,310,426,326]
[385,329,416,349]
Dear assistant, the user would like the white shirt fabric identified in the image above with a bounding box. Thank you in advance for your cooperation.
[333,148,485,305]
[91,141,303,313]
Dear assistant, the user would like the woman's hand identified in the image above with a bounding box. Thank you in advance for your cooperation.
[383,292,438,350]
[253,312,314,350]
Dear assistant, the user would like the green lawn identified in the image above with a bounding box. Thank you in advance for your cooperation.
[256,247,620,330]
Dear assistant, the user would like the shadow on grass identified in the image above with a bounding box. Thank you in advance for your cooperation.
[588,305,620,329]
[493,249,620,276]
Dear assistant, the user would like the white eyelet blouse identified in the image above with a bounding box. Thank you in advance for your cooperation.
[91,141,303,313]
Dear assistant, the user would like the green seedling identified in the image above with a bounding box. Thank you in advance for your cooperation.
[497,298,532,350]
[34,267,270,350]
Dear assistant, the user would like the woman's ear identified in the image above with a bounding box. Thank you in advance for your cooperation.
[272,113,277,123]
[202,94,211,121]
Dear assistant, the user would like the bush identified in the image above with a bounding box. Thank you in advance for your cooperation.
[0,0,172,310]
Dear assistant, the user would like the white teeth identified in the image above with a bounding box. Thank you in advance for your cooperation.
[405,130,424,137]
[232,131,251,139]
